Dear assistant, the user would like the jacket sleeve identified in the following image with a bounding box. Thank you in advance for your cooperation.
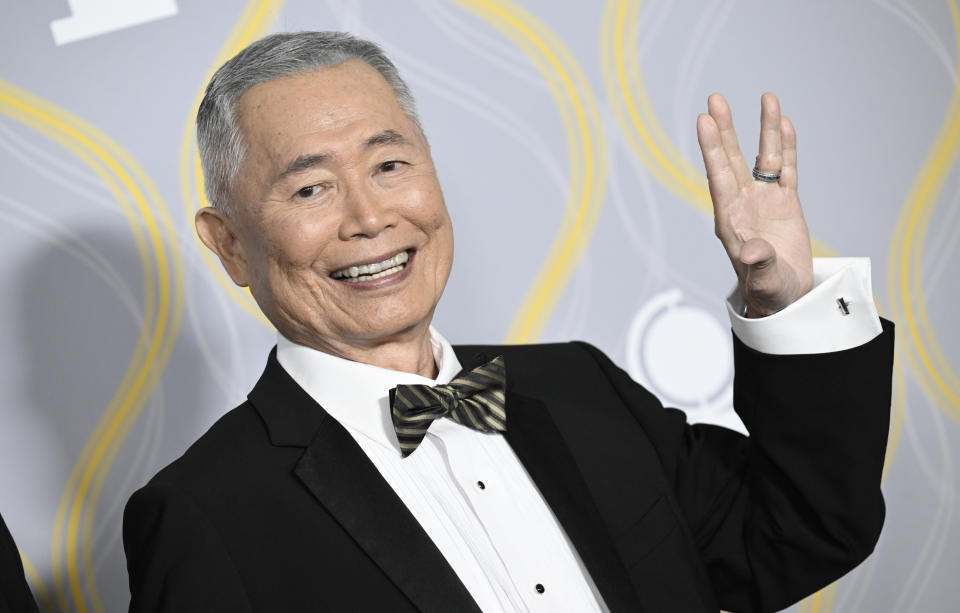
[123,482,252,613]
[576,318,894,613]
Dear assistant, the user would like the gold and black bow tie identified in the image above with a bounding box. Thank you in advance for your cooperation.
[390,356,507,457]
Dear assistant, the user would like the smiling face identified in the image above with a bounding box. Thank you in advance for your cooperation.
[196,60,454,363]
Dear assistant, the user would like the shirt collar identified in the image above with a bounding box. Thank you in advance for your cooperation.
[275,326,463,454]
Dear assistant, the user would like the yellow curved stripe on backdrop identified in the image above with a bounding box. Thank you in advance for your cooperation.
[74,126,183,613]
[767,1,960,610]
[603,0,710,209]
[887,0,960,423]
[601,0,838,260]
[0,83,152,613]
[62,90,183,613]
[447,0,607,343]
[180,0,284,328]
[0,80,183,613]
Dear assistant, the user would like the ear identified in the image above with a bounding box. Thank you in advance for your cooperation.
[195,206,252,287]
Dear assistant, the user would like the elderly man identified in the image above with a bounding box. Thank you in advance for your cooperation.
[123,31,893,613]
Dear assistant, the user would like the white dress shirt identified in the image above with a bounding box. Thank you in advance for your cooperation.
[276,258,882,612]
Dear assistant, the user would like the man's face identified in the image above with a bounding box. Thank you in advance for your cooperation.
[214,60,453,355]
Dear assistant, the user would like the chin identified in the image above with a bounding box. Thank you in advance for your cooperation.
[360,318,429,342]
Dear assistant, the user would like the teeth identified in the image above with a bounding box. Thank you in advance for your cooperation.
[332,250,409,279]
[341,264,405,283]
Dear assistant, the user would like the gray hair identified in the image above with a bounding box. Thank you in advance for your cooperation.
[196,31,422,216]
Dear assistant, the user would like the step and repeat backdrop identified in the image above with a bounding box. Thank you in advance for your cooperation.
[1,1,958,611]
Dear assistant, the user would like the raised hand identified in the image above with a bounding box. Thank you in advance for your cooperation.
[697,92,813,318]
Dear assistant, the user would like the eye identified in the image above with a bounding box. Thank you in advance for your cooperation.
[295,184,326,199]
[378,160,406,173]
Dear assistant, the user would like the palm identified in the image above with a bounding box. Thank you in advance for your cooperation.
[697,93,813,317]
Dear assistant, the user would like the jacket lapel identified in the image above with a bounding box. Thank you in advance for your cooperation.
[457,348,644,613]
[503,391,645,613]
[249,349,481,613]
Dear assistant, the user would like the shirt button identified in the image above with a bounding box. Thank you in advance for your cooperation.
[535,584,545,594]
[477,480,486,490]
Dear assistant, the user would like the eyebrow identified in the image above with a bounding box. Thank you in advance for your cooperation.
[277,130,410,180]
[364,129,407,148]
[279,152,332,179]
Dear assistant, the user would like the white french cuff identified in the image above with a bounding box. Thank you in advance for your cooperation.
[726,257,884,355]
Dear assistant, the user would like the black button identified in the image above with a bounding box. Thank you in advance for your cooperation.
[477,480,486,490]
[535,584,545,594]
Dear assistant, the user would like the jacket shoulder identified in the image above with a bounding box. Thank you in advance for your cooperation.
[139,401,279,492]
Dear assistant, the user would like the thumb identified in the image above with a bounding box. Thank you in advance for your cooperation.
[739,237,776,270]
[739,238,787,315]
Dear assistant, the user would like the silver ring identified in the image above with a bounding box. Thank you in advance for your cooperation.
[752,167,781,182]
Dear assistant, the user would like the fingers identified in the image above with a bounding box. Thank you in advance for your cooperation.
[756,92,782,174]
[779,114,798,190]
[707,93,751,187]
[697,112,740,215]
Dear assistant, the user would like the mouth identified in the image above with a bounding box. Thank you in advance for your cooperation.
[330,249,411,283]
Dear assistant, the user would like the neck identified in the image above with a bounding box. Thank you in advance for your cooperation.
[346,334,438,378]
[286,324,439,379]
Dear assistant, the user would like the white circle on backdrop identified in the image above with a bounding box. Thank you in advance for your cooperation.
[642,304,731,405]
[626,289,738,430]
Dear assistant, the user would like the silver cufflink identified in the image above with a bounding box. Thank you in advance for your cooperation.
[837,297,850,316]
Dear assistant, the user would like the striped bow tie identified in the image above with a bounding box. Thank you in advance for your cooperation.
[390,356,507,457]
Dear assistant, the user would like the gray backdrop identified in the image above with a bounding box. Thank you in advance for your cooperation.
[1,1,957,611]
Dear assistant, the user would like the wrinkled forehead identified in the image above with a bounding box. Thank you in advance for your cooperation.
[235,60,409,157]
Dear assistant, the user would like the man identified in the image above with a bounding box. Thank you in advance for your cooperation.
[123,31,893,612]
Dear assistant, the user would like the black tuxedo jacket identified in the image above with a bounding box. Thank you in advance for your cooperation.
[124,320,894,613]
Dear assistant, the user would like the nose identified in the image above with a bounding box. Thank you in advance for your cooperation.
[337,181,399,240]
